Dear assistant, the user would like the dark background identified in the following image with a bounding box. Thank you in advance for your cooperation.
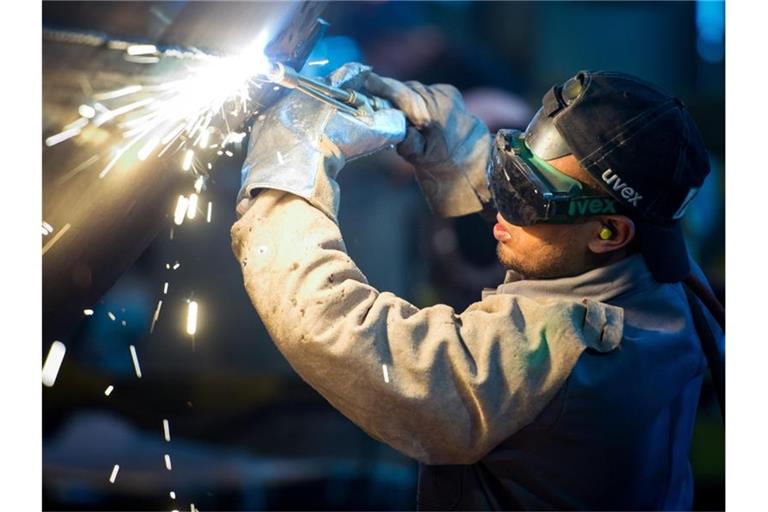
[42,2,725,510]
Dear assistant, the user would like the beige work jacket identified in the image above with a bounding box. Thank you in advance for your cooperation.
[231,189,623,465]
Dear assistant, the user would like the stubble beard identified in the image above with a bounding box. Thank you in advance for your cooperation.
[496,242,588,280]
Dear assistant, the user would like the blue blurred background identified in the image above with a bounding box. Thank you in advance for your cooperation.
[43,1,724,510]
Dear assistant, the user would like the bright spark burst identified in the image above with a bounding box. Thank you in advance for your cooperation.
[42,341,66,387]
[48,29,273,188]
[186,301,198,336]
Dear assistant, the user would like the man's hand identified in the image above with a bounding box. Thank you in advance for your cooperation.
[364,73,493,217]
[237,63,406,219]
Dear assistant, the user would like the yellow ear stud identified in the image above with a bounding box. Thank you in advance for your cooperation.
[599,227,613,240]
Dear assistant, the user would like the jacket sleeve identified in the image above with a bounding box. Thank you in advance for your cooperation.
[231,189,623,465]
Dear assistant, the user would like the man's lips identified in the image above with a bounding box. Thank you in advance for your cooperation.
[493,221,512,242]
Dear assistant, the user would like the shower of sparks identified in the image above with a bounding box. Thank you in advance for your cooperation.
[382,364,390,383]
[78,104,96,118]
[84,309,94,316]
[206,201,212,223]
[104,385,114,396]
[187,193,199,219]
[127,44,157,56]
[164,454,172,471]
[308,58,329,66]
[182,149,194,171]
[174,195,189,225]
[163,419,171,442]
[163,282,169,294]
[107,311,116,321]
[186,301,198,336]
[41,223,71,256]
[42,341,66,387]
[150,299,163,333]
[170,491,176,500]
[48,28,273,197]
[109,464,120,484]
[129,345,142,378]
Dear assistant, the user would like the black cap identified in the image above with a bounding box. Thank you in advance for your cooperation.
[543,70,710,282]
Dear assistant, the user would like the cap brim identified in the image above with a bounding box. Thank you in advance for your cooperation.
[636,220,690,283]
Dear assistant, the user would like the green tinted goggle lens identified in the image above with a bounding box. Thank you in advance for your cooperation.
[487,129,619,225]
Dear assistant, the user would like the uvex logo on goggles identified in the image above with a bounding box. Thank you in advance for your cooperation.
[567,197,617,217]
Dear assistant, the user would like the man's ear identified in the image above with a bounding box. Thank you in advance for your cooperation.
[588,215,635,254]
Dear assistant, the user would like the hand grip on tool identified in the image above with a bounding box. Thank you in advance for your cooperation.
[266,62,394,117]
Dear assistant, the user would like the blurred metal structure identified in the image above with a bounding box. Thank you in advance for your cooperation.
[42,2,326,339]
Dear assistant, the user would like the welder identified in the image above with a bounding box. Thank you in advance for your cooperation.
[231,63,724,510]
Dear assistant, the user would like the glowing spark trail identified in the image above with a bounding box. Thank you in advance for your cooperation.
[83,309,94,316]
[194,176,204,193]
[170,491,176,500]
[187,193,199,220]
[150,300,163,333]
[164,454,172,471]
[42,221,53,234]
[382,364,390,383]
[78,104,96,118]
[42,223,71,256]
[42,341,66,387]
[108,311,116,321]
[308,59,329,66]
[206,201,212,223]
[163,282,169,294]
[129,345,142,378]
[56,155,100,185]
[182,149,194,171]
[277,151,285,165]
[104,385,114,396]
[93,85,143,101]
[127,44,157,56]
[163,419,171,442]
[45,118,88,147]
[186,301,199,336]
[109,464,120,484]
[174,195,189,226]
[173,262,181,270]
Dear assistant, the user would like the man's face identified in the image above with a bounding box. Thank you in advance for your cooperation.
[493,154,606,279]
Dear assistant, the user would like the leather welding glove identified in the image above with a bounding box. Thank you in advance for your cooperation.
[237,62,406,220]
[364,73,492,217]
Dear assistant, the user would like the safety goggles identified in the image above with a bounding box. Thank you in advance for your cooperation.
[487,129,619,226]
